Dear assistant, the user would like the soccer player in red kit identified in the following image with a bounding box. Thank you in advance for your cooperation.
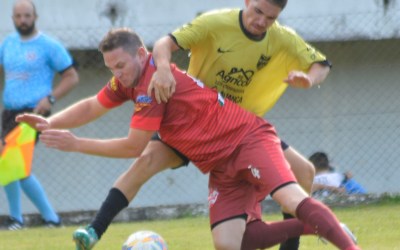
[17,28,359,250]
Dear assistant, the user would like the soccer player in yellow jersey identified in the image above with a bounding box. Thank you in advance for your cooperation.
[150,1,331,249]
[69,1,342,250]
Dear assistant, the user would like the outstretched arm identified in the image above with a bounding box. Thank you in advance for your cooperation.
[148,35,180,103]
[16,95,109,130]
[39,127,154,158]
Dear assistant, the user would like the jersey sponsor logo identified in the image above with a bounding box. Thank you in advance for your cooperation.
[208,188,219,208]
[216,68,254,87]
[256,54,271,70]
[248,165,261,179]
[109,77,118,91]
[135,95,152,112]
[220,91,242,104]
[217,47,233,53]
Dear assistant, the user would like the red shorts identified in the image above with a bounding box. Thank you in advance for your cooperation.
[208,121,296,227]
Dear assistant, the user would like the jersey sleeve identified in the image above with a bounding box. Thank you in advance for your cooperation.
[130,92,165,131]
[171,12,210,50]
[277,25,328,71]
[46,36,74,73]
[97,77,129,108]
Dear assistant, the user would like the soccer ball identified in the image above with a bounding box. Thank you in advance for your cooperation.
[122,230,168,250]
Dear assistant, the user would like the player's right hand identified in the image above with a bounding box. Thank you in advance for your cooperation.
[15,113,50,131]
[148,67,176,104]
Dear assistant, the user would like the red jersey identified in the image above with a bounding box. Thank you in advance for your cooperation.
[97,55,260,173]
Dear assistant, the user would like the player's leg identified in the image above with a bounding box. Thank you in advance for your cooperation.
[272,184,360,250]
[212,217,246,250]
[241,219,317,250]
[73,140,185,250]
[279,141,315,250]
[283,144,315,194]
[3,180,24,230]
[20,174,61,225]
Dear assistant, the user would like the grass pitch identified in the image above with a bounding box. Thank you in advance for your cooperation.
[0,200,399,250]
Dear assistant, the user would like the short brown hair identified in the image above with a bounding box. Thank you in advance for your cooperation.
[267,0,287,9]
[98,28,145,55]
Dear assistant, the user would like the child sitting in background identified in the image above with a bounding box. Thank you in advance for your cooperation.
[309,152,367,197]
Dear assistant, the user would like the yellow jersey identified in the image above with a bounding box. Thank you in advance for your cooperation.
[172,9,328,117]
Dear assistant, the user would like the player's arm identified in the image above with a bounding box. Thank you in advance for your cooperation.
[284,62,330,89]
[148,35,180,103]
[39,127,154,158]
[16,95,109,130]
[51,66,79,101]
[307,62,330,86]
[34,66,79,115]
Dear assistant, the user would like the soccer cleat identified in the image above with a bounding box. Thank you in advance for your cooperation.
[319,223,358,245]
[43,219,63,228]
[3,217,24,231]
[73,226,99,250]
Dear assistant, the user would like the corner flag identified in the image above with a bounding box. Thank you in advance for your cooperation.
[0,123,37,186]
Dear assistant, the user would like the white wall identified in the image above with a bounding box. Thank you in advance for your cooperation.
[1,0,399,48]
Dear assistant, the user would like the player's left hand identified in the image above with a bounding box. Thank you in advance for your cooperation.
[16,113,50,131]
[39,129,78,152]
[284,71,313,89]
[33,97,52,115]
[148,67,176,104]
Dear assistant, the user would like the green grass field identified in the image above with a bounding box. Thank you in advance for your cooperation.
[1,200,399,250]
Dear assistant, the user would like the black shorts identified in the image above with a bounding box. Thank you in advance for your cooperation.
[149,135,289,169]
[281,140,289,151]
[151,133,190,168]
[1,108,50,144]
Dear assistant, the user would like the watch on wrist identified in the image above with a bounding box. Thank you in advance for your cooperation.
[47,94,56,105]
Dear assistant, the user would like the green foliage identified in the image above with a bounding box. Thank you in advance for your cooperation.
[0,202,399,250]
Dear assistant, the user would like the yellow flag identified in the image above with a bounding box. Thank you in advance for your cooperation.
[0,123,37,186]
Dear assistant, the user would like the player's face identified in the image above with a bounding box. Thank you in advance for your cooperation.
[103,47,146,88]
[243,0,282,36]
[12,1,37,37]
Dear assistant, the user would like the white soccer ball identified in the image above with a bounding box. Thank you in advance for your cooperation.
[122,230,168,250]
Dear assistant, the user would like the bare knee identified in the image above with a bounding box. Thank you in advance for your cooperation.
[124,153,166,186]
[284,149,315,194]
[272,183,309,216]
[212,219,245,250]
[113,153,167,201]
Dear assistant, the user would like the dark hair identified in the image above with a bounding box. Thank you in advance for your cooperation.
[267,0,288,9]
[309,152,331,170]
[98,28,145,55]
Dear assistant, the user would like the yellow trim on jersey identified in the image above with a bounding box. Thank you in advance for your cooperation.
[172,9,327,117]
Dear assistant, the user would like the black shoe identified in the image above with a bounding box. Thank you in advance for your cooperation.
[3,217,24,231]
[43,219,63,228]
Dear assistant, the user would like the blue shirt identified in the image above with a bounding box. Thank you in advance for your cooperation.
[0,32,73,110]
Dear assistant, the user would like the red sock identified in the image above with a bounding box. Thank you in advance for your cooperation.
[241,219,312,250]
[296,197,357,250]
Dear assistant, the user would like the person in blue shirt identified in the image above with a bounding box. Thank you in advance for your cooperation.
[0,0,79,230]
[309,152,367,197]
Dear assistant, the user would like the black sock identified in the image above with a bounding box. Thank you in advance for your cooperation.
[90,188,129,239]
[279,212,300,250]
